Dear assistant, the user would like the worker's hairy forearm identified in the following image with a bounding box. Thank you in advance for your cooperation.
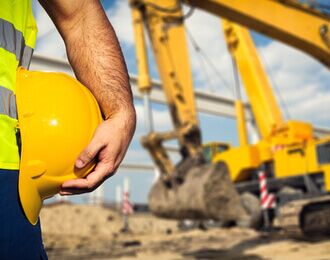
[39,0,135,193]
[65,7,134,119]
[38,0,134,119]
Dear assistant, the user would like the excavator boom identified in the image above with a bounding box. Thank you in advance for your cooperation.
[131,0,204,180]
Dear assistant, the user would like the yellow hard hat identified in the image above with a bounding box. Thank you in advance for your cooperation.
[16,68,102,225]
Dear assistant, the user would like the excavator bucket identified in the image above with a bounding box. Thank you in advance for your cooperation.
[149,162,250,226]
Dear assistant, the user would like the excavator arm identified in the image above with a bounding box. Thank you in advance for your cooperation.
[131,0,203,181]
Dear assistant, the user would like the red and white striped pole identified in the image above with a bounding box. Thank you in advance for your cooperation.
[122,191,134,215]
[258,167,276,228]
[121,177,134,232]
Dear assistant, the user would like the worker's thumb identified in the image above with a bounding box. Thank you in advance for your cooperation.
[76,139,104,168]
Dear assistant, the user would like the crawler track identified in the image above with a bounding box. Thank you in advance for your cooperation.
[278,195,330,238]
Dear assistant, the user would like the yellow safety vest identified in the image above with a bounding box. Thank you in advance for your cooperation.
[0,1,37,170]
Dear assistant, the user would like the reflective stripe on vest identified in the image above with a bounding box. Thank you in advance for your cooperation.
[0,18,33,70]
[0,0,37,170]
[0,86,16,119]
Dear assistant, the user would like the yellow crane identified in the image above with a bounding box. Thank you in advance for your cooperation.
[217,20,330,232]
[130,0,330,234]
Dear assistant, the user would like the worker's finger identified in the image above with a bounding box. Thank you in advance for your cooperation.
[61,170,104,190]
[76,137,105,168]
[59,188,90,196]
[59,181,98,195]
[60,164,115,195]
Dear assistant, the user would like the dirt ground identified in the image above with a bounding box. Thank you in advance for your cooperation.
[40,203,330,260]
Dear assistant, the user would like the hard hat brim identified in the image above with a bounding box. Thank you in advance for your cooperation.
[19,170,42,225]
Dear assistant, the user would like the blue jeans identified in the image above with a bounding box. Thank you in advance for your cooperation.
[0,169,47,259]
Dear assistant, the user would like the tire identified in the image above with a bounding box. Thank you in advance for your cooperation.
[240,192,262,229]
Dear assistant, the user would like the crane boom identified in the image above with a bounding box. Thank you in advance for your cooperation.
[184,0,330,67]
[223,20,284,139]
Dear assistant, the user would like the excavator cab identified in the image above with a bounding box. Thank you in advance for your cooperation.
[203,142,231,163]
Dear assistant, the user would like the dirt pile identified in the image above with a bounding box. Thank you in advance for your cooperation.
[40,203,330,260]
[41,203,178,237]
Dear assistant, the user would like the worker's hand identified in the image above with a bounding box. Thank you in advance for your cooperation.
[59,108,136,195]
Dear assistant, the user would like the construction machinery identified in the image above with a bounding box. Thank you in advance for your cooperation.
[129,0,330,236]
[218,19,330,235]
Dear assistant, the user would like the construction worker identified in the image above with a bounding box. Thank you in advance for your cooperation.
[0,0,136,259]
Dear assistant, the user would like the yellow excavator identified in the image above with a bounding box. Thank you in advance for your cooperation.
[129,0,330,235]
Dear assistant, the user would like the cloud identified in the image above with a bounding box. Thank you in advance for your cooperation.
[182,7,330,127]
[181,5,330,127]
[134,104,173,136]
[32,0,135,58]
[32,0,67,58]
[106,0,134,45]
[257,41,330,126]
[104,1,235,96]
[123,148,152,164]
[183,6,235,97]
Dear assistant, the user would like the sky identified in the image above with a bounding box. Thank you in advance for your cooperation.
[32,0,330,204]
